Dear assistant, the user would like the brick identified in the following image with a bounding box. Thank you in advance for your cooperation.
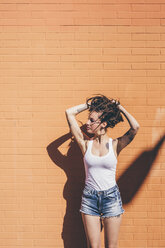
[161,19,165,25]
[0,1,164,248]
[118,55,146,62]
[146,25,165,33]
[119,239,147,247]
[132,34,160,40]
[117,26,146,33]
[146,40,165,47]
[121,225,147,233]
[132,4,161,12]
[102,4,131,11]
[132,48,160,54]
[147,55,165,62]
[103,18,131,26]
[147,240,165,247]
[133,232,148,240]
[0,4,16,10]
[103,33,131,41]
[103,48,131,54]
[132,62,160,69]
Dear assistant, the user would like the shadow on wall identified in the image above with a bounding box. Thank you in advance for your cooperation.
[46,125,165,248]
[117,132,165,204]
[47,131,87,248]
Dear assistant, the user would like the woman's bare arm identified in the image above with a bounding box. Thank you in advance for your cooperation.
[115,104,140,155]
[118,105,140,130]
[65,103,89,154]
[66,103,88,116]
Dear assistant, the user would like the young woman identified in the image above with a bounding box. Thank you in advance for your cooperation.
[65,94,140,248]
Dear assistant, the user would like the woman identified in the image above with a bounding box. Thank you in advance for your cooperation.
[65,94,140,248]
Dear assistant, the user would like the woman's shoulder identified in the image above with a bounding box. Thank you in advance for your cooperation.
[84,138,93,152]
[111,137,118,146]
[111,138,118,158]
[85,138,92,146]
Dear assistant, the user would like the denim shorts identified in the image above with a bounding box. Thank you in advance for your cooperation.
[79,184,125,219]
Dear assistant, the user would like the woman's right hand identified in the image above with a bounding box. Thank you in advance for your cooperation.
[87,102,91,109]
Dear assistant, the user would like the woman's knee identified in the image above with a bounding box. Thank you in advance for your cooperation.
[106,243,118,248]
[91,245,101,248]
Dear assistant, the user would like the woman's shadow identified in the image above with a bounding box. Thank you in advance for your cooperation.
[47,125,90,248]
[46,125,165,248]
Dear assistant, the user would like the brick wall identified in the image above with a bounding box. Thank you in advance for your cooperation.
[0,0,165,247]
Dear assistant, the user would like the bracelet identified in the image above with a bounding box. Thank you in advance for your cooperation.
[87,103,91,109]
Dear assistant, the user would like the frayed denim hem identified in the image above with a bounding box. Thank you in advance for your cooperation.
[100,211,125,219]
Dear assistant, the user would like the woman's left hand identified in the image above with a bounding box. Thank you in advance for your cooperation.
[112,99,121,109]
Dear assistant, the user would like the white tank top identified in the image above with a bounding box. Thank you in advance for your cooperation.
[83,138,117,190]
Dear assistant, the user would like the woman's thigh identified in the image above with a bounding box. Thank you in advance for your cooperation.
[81,213,102,248]
[103,215,122,248]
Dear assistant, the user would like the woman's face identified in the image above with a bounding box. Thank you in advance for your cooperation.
[86,111,107,134]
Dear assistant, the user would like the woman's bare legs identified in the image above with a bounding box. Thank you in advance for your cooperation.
[81,213,102,248]
[103,215,122,248]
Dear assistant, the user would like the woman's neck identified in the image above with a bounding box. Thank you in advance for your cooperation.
[94,132,109,144]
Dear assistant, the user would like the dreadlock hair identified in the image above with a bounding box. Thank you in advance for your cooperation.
[86,94,124,129]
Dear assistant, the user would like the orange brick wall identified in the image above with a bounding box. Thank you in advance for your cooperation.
[0,0,165,247]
